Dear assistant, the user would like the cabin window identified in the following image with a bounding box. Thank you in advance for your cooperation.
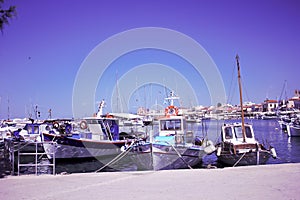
[233,126,252,139]
[161,119,181,131]
[34,126,39,134]
[27,126,33,134]
[234,126,244,138]
[224,127,233,139]
[245,126,252,138]
[86,119,98,124]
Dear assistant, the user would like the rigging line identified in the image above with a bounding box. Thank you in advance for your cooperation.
[241,76,254,125]
[228,65,238,105]
[227,63,237,104]
[229,81,237,106]
[237,61,251,103]
[241,79,251,103]
[278,80,287,102]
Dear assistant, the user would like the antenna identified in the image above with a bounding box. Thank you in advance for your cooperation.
[48,109,52,119]
[7,96,10,120]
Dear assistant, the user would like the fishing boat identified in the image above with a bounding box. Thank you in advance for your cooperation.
[130,92,215,170]
[42,101,138,169]
[216,55,277,166]
[43,118,135,156]
[286,118,300,137]
[277,116,291,132]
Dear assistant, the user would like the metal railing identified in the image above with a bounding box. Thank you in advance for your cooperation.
[16,141,56,176]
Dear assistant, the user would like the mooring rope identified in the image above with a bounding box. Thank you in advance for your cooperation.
[158,140,193,169]
[233,152,247,167]
[94,140,136,173]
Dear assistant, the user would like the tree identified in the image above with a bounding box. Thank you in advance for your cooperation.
[0,0,17,33]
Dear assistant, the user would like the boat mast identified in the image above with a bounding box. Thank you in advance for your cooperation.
[165,91,179,106]
[236,54,246,142]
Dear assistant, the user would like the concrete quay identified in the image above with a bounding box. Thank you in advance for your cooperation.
[0,163,299,200]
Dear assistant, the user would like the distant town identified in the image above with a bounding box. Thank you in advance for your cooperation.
[137,89,300,120]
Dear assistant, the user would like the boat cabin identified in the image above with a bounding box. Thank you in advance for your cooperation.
[221,123,257,144]
[155,116,194,145]
[159,116,185,136]
[83,117,119,141]
[17,123,43,141]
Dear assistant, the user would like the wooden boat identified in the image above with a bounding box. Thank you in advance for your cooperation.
[216,122,276,166]
[216,55,277,166]
[130,92,215,170]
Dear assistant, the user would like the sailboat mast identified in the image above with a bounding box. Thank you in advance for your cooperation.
[236,54,246,142]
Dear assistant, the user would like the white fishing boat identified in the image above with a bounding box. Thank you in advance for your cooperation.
[42,101,137,167]
[277,115,291,132]
[216,55,277,166]
[286,118,300,137]
[130,92,215,170]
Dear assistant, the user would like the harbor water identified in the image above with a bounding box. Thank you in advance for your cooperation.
[4,119,300,175]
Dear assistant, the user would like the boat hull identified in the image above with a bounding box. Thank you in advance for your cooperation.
[217,150,271,166]
[42,133,132,160]
[278,120,288,132]
[130,142,204,170]
[289,125,300,137]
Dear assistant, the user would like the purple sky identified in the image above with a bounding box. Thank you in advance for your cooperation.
[0,0,299,119]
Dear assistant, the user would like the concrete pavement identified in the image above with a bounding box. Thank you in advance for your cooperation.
[1,163,299,200]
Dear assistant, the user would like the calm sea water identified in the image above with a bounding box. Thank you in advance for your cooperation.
[15,119,300,175]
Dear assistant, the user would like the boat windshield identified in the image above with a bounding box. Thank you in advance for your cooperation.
[160,119,181,131]
[234,126,253,139]
[26,125,39,134]
[245,126,253,138]
[234,126,243,138]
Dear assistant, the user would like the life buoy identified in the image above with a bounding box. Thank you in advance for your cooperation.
[53,122,59,129]
[165,105,179,116]
[80,120,88,130]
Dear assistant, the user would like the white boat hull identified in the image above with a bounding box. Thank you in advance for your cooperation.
[288,124,300,137]
[130,142,205,170]
[43,142,123,160]
[42,133,132,160]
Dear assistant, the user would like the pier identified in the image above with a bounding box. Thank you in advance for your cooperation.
[0,163,299,200]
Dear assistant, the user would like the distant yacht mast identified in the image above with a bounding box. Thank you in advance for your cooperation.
[7,96,10,120]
